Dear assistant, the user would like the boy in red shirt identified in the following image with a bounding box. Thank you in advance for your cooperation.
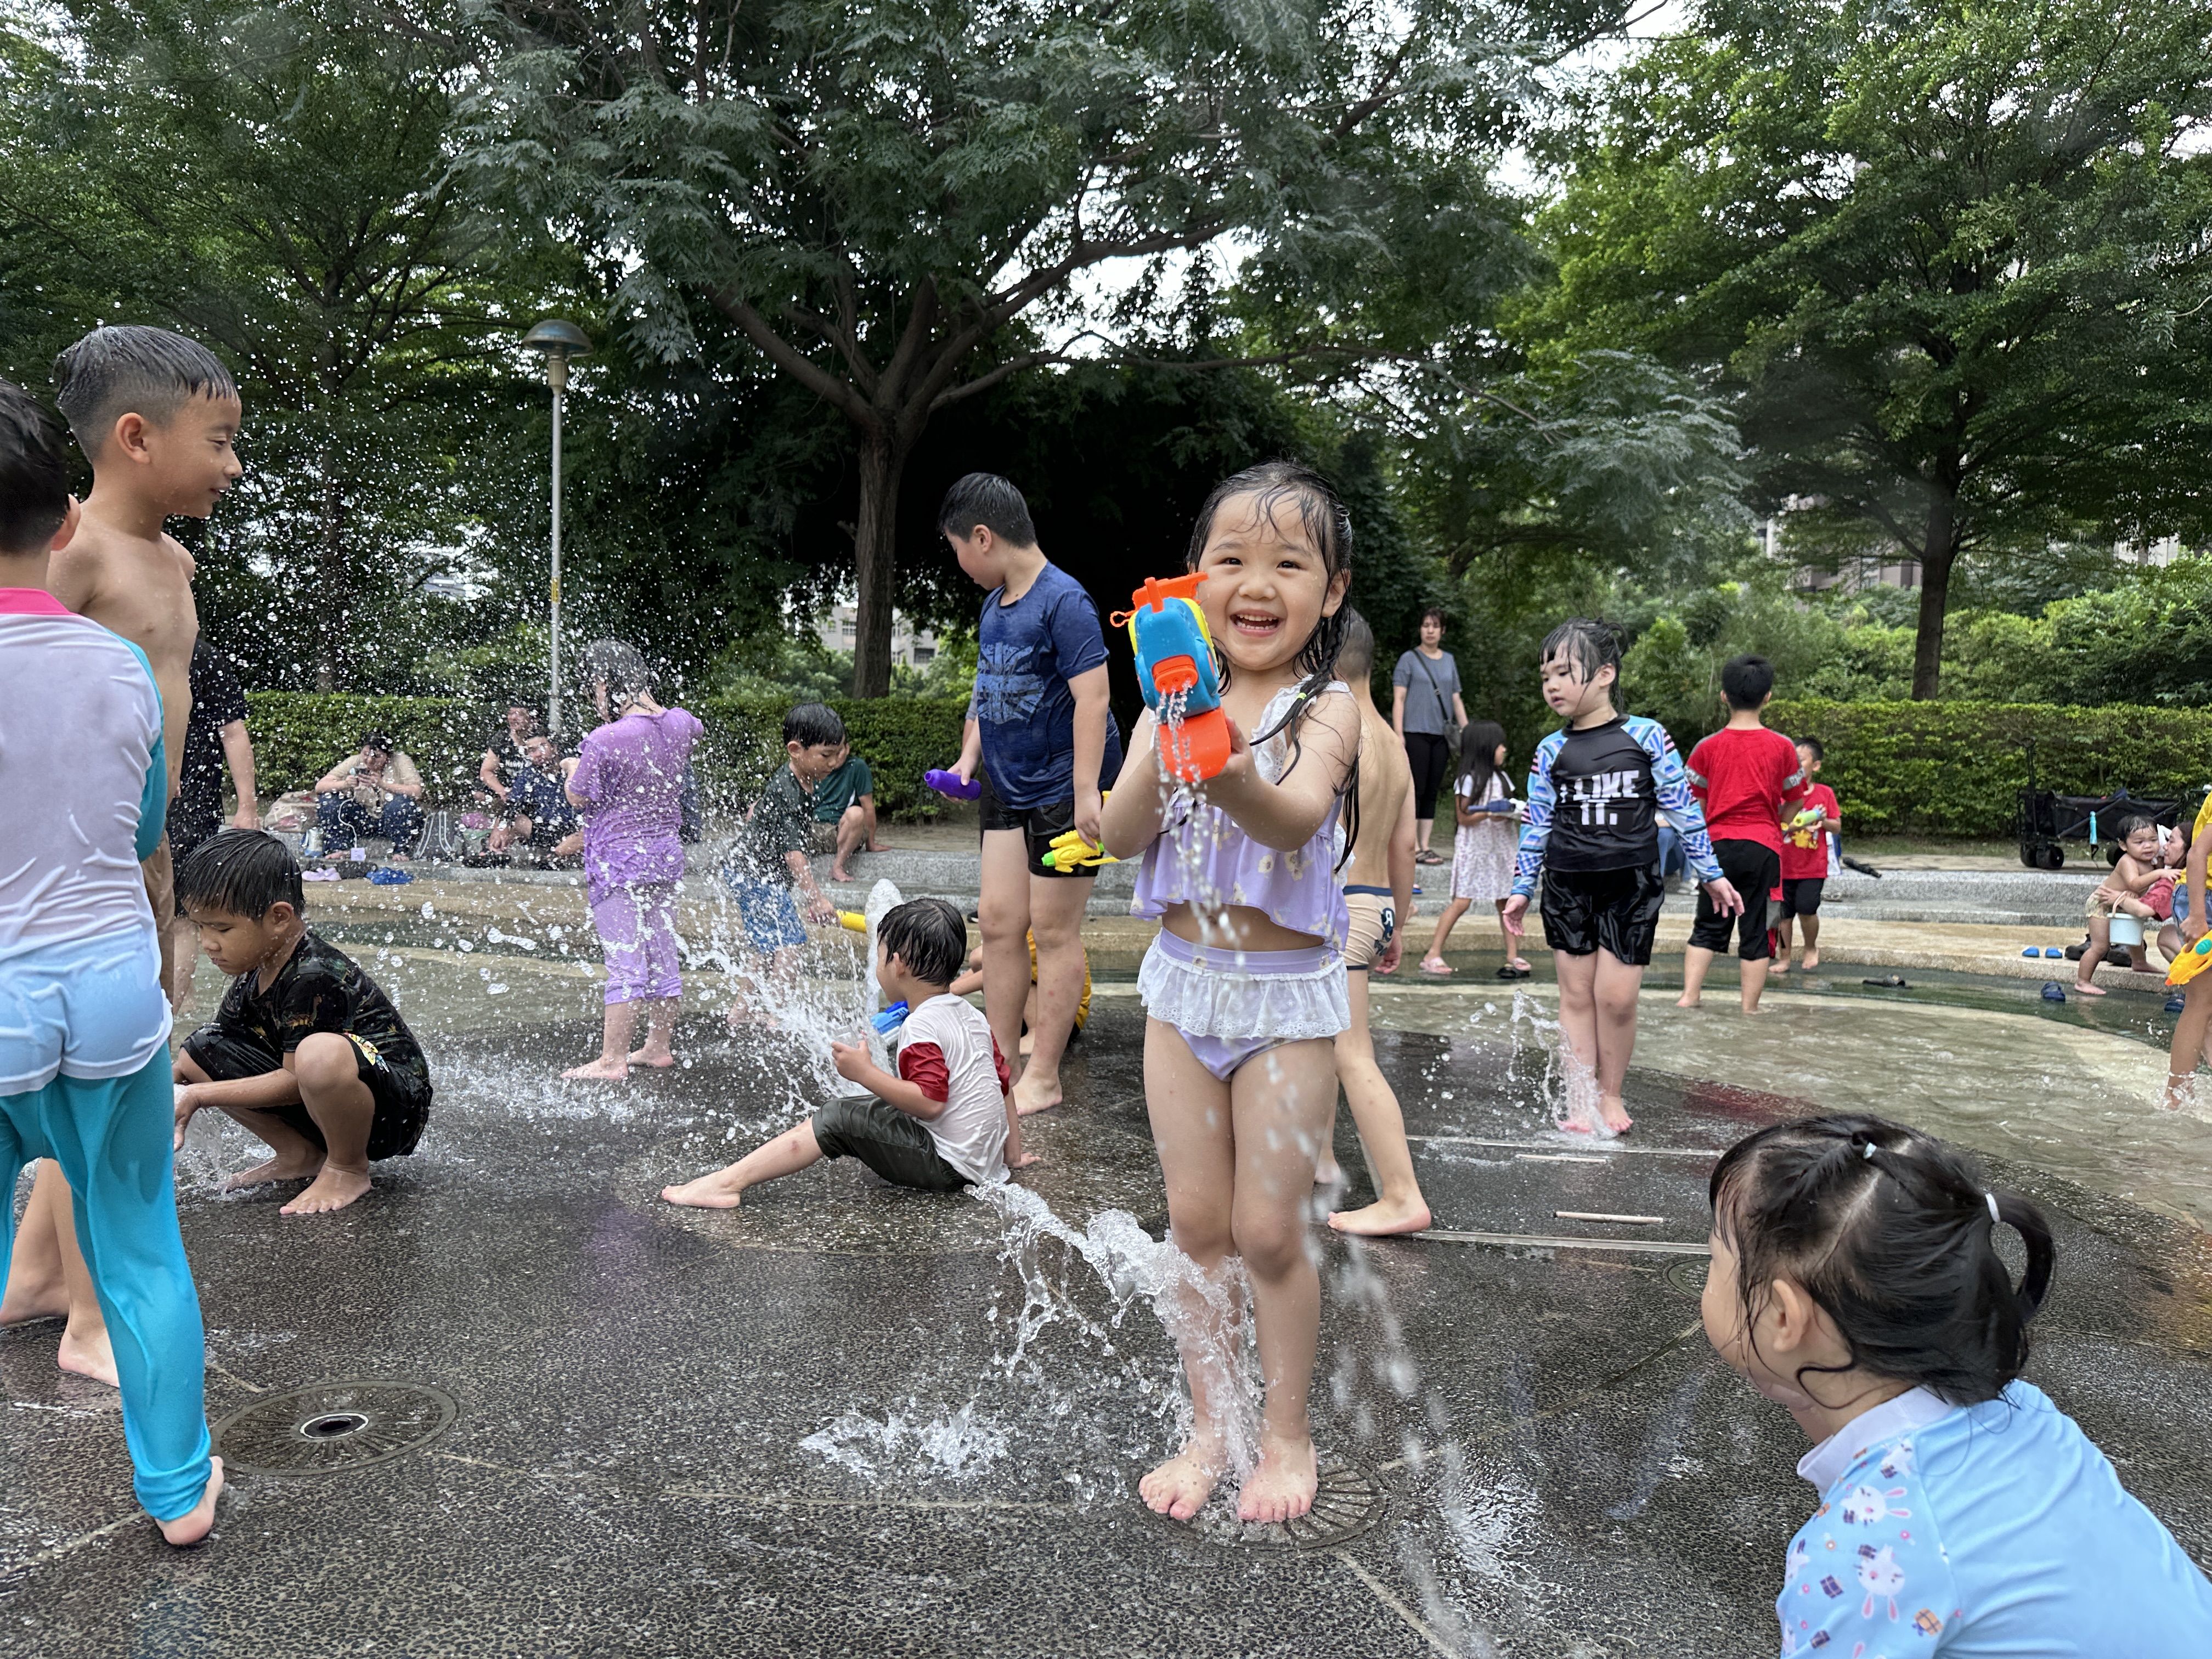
[1677,656,1807,1013]
[1773,736,1841,974]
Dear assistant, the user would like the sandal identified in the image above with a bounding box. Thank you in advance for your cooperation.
[1419,958,1452,975]
[1415,849,1444,865]
[1496,964,1532,980]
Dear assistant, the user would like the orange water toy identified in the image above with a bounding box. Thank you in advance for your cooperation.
[1114,574,1231,783]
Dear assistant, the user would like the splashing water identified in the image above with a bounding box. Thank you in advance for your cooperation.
[801,1397,1010,1481]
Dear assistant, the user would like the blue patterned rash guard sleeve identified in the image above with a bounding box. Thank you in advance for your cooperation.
[1510,732,1564,898]
[1778,1454,1961,1656]
[1639,720,1723,884]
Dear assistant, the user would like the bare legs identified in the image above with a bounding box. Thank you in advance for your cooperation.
[661,1119,823,1209]
[2075,915,2112,996]
[1554,949,1640,1134]
[1421,898,1470,971]
[1678,944,1770,1013]
[1325,972,1432,1235]
[187,1034,378,1215]
[1141,1021,1335,1524]
[830,803,873,883]
[0,1162,117,1384]
[1774,910,1820,973]
[566,998,678,1080]
[981,830,1092,1115]
[2166,973,2212,1110]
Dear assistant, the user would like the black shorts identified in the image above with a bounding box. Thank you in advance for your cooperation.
[811,1095,970,1192]
[1540,866,1668,966]
[978,774,1090,879]
[183,1024,431,1161]
[1689,839,1781,960]
[1780,877,1825,918]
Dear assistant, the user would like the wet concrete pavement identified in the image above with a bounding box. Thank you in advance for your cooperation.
[5,985,2212,1656]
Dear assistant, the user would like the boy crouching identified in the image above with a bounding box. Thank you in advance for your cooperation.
[172,831,431,1216]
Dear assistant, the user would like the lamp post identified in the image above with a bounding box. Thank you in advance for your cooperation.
[520,319,593,736]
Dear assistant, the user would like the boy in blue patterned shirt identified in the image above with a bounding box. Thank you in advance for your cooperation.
[1501,619,1741,1135]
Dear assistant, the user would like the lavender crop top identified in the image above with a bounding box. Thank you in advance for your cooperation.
[1131,682,1351,951]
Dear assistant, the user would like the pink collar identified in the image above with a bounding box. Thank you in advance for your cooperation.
[0,588,71,616]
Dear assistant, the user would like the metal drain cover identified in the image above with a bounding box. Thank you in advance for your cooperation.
[1153,1459,1387,1549]
[1662,1255,1709,1300]
[215,1381,456,1477]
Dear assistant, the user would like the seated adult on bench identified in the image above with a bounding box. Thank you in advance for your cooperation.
[314,732,424,854]
[489,735,580,854]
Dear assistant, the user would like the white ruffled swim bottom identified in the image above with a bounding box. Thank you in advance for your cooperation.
[1137,930,1350,1081]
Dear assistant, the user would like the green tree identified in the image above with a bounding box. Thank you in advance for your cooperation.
[0,0,551,689]
[474,0,1604,695]
[1539,0,2212,697]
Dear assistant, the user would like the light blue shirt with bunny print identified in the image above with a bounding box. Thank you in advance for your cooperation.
[1781,1381,2212,1656]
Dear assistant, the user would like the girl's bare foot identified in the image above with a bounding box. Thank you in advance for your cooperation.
[1139,1440,1223,1521]
[1801,951,1820,971]
[2163,1074,2194,1113]
[626,1047,678,1069]
[1673,992,1701,1009]
[1328,1196,1432,1236]
[156,1457,223,1547]
[222,1155,321,1193]
[662,1169,746,1210]
[563,1056,630,1081]
[1418,957,1451,975]
[2074,980,2106,997]
[1598,1096,1634,1135]
[57,1321,119,1386]
[0,1276,67,1327]
[1509,957,1532,972]
[1238,1432,1318,1523]
[1013,1073,1063,1116]
[282,1167,372,1216]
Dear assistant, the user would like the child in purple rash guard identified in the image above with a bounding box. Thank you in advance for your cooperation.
[560,640,702,1082]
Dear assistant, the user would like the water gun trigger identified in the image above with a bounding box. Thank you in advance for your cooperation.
[2168,936,2212,988]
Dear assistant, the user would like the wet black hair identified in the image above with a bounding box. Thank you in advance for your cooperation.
[1708,1114,2055,1407]
[1458,720,1509,806]
[1185,460,1361,860]
[359,730,395,754]
[1539,618,1625,685]
[1333,607,1376,681]
[1721,653,1775,710]
[784,701,845,749]
[52,325,236,455]
[938,472,1037,548]
[1796,735,1825,764]
[876,896,966,988]
[582,639,654,706]
[177,829,305,921]
[0,379,72,556]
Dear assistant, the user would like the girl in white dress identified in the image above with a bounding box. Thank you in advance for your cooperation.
[1420,724,1526,976]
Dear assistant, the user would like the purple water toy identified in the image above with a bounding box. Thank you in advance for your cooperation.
[925,769,981,802]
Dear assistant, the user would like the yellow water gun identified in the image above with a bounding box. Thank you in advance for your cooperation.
[834,911,868,934]
[2169,935,2212,988]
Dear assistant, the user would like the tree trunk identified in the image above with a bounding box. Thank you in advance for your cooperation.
[1909,486,1958,700]
[313,447,347,692]
[850,428,907,699]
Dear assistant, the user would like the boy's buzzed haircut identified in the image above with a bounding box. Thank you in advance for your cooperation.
[1797,735,1825,763]
[784,701,845,749]
[52,326,236,454]
[1333,606,1376,681]
[1720,653,1775,710]
[876,896,966,988]
[0,379,72,554]
[937,472,1037,548]
[177,829,304,920]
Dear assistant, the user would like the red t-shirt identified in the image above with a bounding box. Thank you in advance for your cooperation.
[1781,782,1841,881]
[1684,726,1807,853]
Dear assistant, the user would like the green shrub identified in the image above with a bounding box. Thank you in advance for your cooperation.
[1768,698,2212,837]
[242,691,968,819]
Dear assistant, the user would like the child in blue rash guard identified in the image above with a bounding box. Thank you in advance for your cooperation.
[0,377,221,1544]
[1500,619,1742,1135]
[1705,1114,2212,1656]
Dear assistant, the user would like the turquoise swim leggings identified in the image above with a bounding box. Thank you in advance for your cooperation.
[1,1052,211,1521]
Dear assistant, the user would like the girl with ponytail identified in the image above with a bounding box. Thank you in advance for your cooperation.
[1703,1114,2212,1654]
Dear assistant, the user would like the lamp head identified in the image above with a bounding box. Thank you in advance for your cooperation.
[521,319,593,391]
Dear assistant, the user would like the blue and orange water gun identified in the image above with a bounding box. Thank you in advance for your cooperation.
[1115,574,1231,783]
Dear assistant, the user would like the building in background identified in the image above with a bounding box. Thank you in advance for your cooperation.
[815,604,939,667]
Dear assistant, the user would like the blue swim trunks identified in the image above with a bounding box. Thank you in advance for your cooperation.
[724,873,806,955]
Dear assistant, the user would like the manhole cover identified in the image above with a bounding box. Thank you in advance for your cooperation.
[214,1381,456,1477]
[1152,1459,1388,1549]
[1662,1255,1709,1300]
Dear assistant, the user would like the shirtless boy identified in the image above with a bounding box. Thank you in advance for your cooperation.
[48,325,243,978]
[1320,610,1431,1236]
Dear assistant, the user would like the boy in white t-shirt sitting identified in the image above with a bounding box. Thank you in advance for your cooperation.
[660,898,1032,1208]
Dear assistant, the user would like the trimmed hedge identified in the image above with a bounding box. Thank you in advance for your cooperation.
[1767,698,2212,838]
[242,691,969,820]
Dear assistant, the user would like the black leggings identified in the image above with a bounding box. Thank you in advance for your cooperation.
[1404,732,1451,821]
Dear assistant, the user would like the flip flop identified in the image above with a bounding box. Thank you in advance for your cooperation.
[1496,965,1531,980]
[1419,958,1452,976]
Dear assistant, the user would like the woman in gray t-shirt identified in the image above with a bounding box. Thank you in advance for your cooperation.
[1391,609,1469,863]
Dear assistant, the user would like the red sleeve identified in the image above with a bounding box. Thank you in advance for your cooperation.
[990,1036,1012,1094]
[896,1042,950,1103]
